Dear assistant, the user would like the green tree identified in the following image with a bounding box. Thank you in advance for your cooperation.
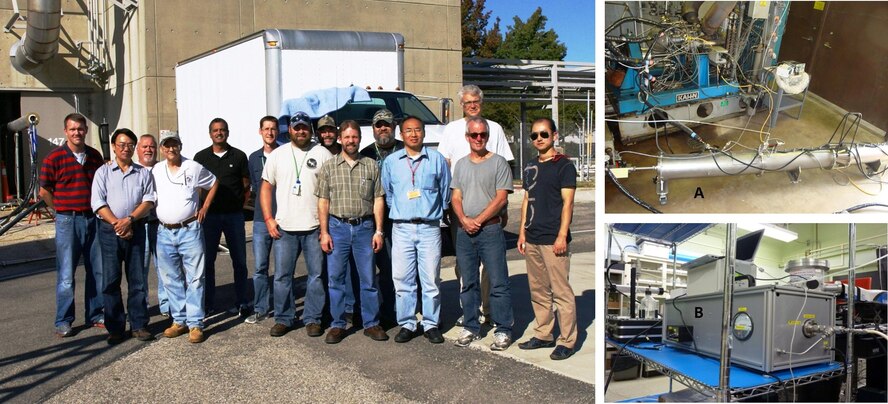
[495,7,567,60]
[462,0,500,58]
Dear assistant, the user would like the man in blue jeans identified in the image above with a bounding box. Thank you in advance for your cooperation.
[39,113,105,337]
[260,112,333,337]
[381,116,450,344]
[316,120,388,344]
[245,115,279,324]
[91,128,156,344]
[194,118,251,316]
[450,116,514,351]
[152,131,218,343]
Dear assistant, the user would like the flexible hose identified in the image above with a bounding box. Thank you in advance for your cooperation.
[606,168,662,213]
[835,203,888,214]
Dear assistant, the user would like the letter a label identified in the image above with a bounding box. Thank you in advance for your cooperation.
[694,187,705,199]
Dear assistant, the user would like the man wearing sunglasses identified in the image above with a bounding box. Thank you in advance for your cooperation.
[450,117,514,351]
[91,128,156,344]
[359,109,404,323]
[516,118,577,360]
[439,85,514,327]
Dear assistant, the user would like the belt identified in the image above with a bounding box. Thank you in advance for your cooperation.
[332,215,372,226]
[56,210,94,217]
[393,218,437,225]
[161,216,197,230]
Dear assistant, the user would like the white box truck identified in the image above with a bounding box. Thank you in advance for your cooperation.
[175,29,448,157]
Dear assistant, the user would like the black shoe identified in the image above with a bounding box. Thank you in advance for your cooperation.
[424,328,444,344]
[132,328,155,341]
[344,312,354,325]
[550,345,575,360]
[107,333,127,345]
[270,323,290,337]
[394,327,416,343]
[518,337,556,350]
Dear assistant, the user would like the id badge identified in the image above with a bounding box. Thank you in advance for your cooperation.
[407,189,421,199]
[292,184,301,196]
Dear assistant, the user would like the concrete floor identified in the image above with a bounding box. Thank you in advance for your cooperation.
[605,94,888,213]
[605,372,689,402]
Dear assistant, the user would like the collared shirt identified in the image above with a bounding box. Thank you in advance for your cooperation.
[249,148,275,222]
[91,160,156,220]
[151,158,216,224]
[381,147,451,221]
[262,143,333,231]
[39,143,104,212]
[438,118,514,175]
[316,154,383,218]
[193,145,249,214]
[451,153,513,218]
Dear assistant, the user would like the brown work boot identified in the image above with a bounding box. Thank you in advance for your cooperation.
[270,323,290,337]
[363,325,389,341]
[325,327,346,344]
[132,328,155,341]
[305,323,323,337]
[163,322,188,338]
[188,327,205,343]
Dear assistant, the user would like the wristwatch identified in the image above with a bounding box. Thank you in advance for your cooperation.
[374,231,384,237]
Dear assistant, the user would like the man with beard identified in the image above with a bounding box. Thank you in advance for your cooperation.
[316,120,387,344]
[261,112,333,337]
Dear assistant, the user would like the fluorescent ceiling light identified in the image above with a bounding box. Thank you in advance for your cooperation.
[737,223,798,242]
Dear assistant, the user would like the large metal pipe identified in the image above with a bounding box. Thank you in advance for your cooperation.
[701,1,738,36]
[844,224,856,402]
[717,223,738,402]
[657,144,888,180]
[10,0,62,74]
[6,113,40,132]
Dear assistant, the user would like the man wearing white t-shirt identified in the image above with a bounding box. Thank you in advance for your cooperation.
[261,111,333,338]
[438,85,515,326]
[152,131,218,344]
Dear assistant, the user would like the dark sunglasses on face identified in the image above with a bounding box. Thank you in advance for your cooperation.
[374,121,391,128]
[468,132,488,139]
[530,131,550,141]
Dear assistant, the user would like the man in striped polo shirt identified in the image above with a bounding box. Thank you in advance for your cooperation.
[39,113,106,337]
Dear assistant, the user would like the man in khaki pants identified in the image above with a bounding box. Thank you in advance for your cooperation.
[516,117,577,360]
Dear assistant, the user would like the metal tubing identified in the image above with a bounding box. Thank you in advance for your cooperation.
[6,113,40,132]
[10,0,62,73]
[657,144,888,180]
[717,224,738,402]
[701,1,738,36]
[844,224,856,402]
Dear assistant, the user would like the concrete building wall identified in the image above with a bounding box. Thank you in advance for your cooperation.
[2,0,461,143]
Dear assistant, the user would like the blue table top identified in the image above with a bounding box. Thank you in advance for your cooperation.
[607,338,843,390]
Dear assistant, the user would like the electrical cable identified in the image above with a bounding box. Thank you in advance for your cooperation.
[671,292,698,352]
[606,167,662,214]
[835,203,888,214]
[604,319,663,394]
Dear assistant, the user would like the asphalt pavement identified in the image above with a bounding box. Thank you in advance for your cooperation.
[0,188,594,403]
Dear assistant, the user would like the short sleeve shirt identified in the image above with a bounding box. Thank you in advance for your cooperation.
[152,158,217,224]
[438,118,514,175]
[315,155,384,218]
[522,155,577,245]
[262,143,333,231]
[451,154,513,218]
[193,146,249,213]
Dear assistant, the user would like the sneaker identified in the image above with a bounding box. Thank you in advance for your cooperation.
[550,345,575,360]
[424,328,444,344]
[344,312,354,325]
[188,327,205,343]
[133,328,155,341]
[455,316,464,327]
[518,337,556,350]
[92,319,106,329]
[245,312,269,324]
[394,327,416,343]
[55,323,73,338]
[490,332,512,351]
[270,323,290,337]
[160,312,170,318]
[455,329,480,347]
[163,322,188,338]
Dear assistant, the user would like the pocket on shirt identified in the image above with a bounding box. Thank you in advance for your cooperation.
[421,172,439,192]
[360,178,374,201]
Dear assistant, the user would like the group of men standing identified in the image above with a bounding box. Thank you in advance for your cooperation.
[40,85,578,359]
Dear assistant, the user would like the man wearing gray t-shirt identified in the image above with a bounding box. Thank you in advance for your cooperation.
[450,116,515,351]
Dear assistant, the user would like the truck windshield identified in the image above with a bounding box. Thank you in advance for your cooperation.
[330,91,442,126]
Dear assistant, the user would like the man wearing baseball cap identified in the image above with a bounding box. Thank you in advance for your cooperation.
[317,115,342,156]
[260,111,333,337]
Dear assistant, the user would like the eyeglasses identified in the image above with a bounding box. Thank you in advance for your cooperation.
[468,132,488,139]
[402,128,423,134]
[162,143,181,149]
[116,143,136,150]
[529,131,551,141]
[461,100,481,106]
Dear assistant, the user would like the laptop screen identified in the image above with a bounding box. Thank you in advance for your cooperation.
[736,229,765,261]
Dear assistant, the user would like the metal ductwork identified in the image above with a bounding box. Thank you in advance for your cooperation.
[700,1,737,36]
[9,0,62,74]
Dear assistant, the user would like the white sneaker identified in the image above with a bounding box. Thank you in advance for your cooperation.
[455,329,480,347]
[490,332,512,351]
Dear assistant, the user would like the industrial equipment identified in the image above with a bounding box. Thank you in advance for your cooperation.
[664,285,836,372]
[684,229,763,296]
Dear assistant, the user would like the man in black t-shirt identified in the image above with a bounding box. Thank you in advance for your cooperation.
[516,117,578,361]
[194,117,251,316]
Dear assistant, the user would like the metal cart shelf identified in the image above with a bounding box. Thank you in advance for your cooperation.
[606,338,844,401]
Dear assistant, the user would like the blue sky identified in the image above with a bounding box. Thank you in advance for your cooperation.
[483,0,595,63]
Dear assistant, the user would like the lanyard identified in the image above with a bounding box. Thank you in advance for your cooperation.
[289,145,308,185]
[406,156,423,187]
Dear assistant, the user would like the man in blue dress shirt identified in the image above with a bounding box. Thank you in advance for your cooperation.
[381,116,451,344]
